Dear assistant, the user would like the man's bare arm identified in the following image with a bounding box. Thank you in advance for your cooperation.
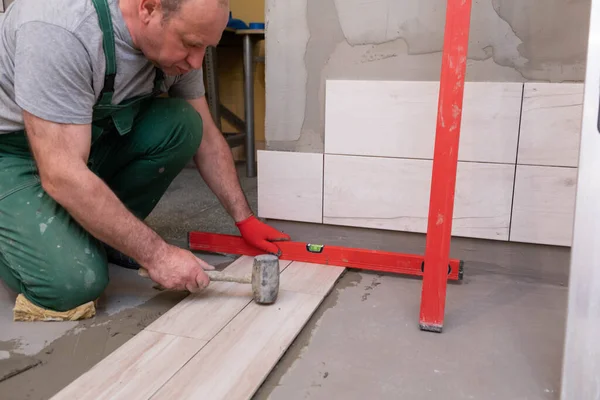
[23,111,212,291]
[186,97,291,255]
[188,97,253,222]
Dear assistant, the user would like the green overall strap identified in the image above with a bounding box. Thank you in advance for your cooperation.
[153,68,165,93]
[91,0,117,106]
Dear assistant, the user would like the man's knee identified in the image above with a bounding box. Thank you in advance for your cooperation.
[169,98,204,148]
[22,248,109,312]
[139,98,203,161]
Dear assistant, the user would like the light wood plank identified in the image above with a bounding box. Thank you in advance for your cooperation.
[50,331,207,400]
[150,262,344,400]
[150,292,321,400]
[146,256,293,340]
[518,83,584,167]
[510,165,577,246]
[257,150,324,223]
[323,154,515,240]
[279,262,345,296]
[324,80,522,164]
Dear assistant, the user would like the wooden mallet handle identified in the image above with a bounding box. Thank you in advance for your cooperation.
[138,268,252,284]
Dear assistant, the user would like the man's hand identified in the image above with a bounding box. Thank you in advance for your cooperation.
[143,243,214,292]
[236,215,291,255]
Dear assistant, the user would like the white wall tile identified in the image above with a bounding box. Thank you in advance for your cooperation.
[459,82,522,163]
[518,83,584,167]
[325,80,438,159]
[323,155,432,233]
[510,165,577,246]
[324,80,522,164]
[323,154,515,240]
[257,150,324,223]
[453,161,515,240]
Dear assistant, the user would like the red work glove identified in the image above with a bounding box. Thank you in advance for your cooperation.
[236,215,291,256]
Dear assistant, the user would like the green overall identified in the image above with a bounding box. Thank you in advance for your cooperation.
[0,0,203,311]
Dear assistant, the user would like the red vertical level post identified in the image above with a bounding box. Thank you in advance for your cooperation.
[419,0,472,333]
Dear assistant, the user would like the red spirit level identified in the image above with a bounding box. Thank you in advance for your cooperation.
[419,0,473,333]
[188,231,463,281]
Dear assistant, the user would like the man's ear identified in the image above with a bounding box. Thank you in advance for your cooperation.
[139,0,161,24]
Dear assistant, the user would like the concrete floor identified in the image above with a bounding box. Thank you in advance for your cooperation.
[0,164,569,400]
[255,267,566,400]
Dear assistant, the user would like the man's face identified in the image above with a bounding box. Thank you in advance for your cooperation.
[137,0,228,75]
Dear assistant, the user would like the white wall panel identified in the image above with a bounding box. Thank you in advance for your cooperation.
[257,150,324,223]
[518,83,584,167]
[324,80,522,164]
[510,165,577,246]
[323,155,514,240]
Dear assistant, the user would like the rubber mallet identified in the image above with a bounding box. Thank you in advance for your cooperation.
[138,254,280,305]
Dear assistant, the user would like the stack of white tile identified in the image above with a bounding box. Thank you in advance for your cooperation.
[258,80,584,247]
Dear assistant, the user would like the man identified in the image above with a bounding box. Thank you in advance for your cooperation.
[0,0,290,317]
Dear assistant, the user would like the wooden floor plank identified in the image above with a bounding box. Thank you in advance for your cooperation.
[50,330,207,400]
[51,256,294,400]
[51,258,343,400]
[280,262,346,296]
[145,256,293,340]
[150,262,345,400]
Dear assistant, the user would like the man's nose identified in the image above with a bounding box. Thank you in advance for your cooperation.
[187,48,206,69]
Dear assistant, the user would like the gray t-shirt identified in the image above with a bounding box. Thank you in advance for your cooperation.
[0,0,205,134]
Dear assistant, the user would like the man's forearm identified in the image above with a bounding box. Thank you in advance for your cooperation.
[43,165,166,266]
[22,110,167,270]
[193,127,252,222]
[184,98,291,255]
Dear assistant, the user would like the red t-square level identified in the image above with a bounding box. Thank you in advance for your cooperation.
[418,0,473,333]
[189,0,472,333]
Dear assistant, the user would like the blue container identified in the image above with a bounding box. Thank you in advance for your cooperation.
[227,12,249,29]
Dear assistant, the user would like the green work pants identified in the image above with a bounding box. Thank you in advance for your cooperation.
[0,98,203,311]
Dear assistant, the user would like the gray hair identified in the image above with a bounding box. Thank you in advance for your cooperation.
[161,0,187,20]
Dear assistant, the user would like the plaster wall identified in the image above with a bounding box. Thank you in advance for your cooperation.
[265,0,591,151]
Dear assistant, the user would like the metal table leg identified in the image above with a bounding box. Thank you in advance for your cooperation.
[242,34,256,178]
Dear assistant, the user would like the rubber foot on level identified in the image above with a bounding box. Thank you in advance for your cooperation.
[419,323,443,333]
